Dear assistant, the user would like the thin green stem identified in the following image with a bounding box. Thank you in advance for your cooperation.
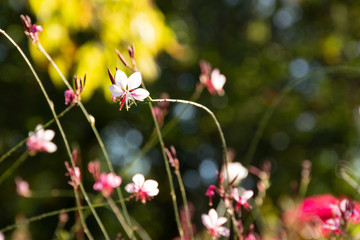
[0,105,74,164]
[37,42,133,236]
[146,100,184,240]
[0,152,28,186]
[106,197,135,240]
[0,29,109,240]
[174,169,194,240]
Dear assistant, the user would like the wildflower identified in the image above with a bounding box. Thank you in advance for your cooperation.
[234,189,254,211]
[199,60,226,96]
[0,232,4,240]
[64,90,76,105]
[65,162,81,188]
[221,162,248,187]
[205,185,218,206]
[26,124,57,155]
[93,172,122,197]
[125,173,159,204]
[201,208,230,238]
[20,15,43,44]
[108,69,150,111]
[15,177,31,197]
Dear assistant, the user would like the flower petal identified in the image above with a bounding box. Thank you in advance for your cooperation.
[115,70,128,90]
[109,85,125,97]
[44,142,57,153]
[127,72,142,90]
[43,129,55,141]
[218,226,230,237]
[125,183,136,193]
[216,216,227,226]
[132,174,145,187]
[201,214,212,229]
[131,88,150,100]
[143,180,159,196]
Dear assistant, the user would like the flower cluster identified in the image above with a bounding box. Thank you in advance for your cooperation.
[108,69,150,111]
[26,124,57,155]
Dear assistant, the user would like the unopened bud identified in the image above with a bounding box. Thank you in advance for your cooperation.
[88,114,95,126]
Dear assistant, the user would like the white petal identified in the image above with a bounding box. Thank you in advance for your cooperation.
[125,183,136,193]
[208,209,218,226]
[44,142,57,153]
[127,72,142,90]
[115,70,128,90]
[143,180,159,196]
[132,174,145,187]
[201,214,212,229]
[43,129,55,141]
[216,216,227,226]
[211,69,226,91]
[109,85,125,97]
[131,88,150,101]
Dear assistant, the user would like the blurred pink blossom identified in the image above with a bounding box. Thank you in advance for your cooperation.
[15,177,31,197]
[93,173,122,197]
[108,70,149,110]
[64,90,76,105]
[201,208,230,239]
[26,124,57,155]
[125,173,159,204]
[20,15,43,44]
[199,60,226,96]
[234,189,254,211]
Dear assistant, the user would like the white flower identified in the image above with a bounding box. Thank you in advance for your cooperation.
[221,162,248,186]
[125,173,159,204]
[108,70,150,110]
[210,69,226,95]
[26,124,57,155]
[201,208,230,238]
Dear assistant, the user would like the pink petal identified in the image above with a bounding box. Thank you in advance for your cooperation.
[127,72,142,90]
[114,70,128,90]
[218,226,230,237]
[131,88,150,100]
[241,190,254,202]
[109,85,125,97]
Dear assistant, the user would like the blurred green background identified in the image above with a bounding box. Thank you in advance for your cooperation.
[2,0,360,239]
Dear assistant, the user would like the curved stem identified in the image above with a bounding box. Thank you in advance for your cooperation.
[37,43,133,236]
[150,98,229,171]
[0,29,109,240]
[0,105,74,164]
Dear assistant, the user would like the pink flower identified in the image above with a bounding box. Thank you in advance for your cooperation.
[65,162,81,188]
[108,70,150,111]
[125,174,159,204]
[234,189,253,211]
[0,232,4,240]
[26,124,57,155]
[20,15,43,44]
[93,173,122,197]
[15,177,31,197]
[64,90,76,105]
[201,208,230,238]
[199,60,226,96]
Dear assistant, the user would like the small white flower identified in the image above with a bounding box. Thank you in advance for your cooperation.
[221,162,248,186]
[125,173,159,204]
[108,70,150,110]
